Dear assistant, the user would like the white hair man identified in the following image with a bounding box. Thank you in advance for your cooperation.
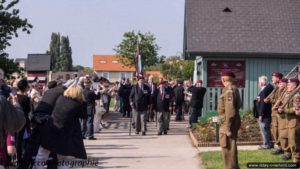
[255,75,274,150]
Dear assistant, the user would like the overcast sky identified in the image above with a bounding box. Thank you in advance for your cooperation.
[6,0,185,67]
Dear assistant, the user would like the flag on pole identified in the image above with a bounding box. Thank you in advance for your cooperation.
[135,42,143,77]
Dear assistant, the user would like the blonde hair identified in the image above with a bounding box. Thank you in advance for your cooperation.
[222,76,233,82]
[64,86,83,101]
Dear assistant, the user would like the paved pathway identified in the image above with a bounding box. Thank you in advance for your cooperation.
[83,112,202,169]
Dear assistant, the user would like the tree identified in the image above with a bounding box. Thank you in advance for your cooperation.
[0,0,32,75]
[82,67,93,74]
[49,33,60,71]
[114,31,160,68]
[161,56,194,80]
[60,36,72,71]
[0,55,19,77]
[48,33,73,71]
[72,65,84,72]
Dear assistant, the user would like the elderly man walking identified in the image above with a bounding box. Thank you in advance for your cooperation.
[130,76,151,136]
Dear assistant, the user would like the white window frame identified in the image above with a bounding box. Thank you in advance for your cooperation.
[100,60,106,64]
[120,72,126,80]
[102,72,110,79]
[112,60,118,64]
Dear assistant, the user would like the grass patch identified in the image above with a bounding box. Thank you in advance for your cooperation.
[200,150,292,169]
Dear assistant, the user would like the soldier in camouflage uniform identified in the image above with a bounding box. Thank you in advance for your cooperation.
[217,70,242,169]
[278,78,300,162]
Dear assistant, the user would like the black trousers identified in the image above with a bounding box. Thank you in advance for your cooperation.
[175,104,183,121]
[20,127,58,169]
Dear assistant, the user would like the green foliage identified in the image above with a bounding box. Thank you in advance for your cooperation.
[195,113,261,143]
[145,64,161,71]
[161,56,194,80]
[200,150,292,169]
[0,0,32,75]
[82,67,93,74]
[114,31,161,68]
[0,54,19,77]
[72,65,84,72]
[48,33,72,71]
[49,33,60,71]
[60,36,72,71]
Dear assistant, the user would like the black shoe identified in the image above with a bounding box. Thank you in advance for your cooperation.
[87,137,97,140]
[281,155,291,161]
[271,149,284,155]
[167,127,170,130]
[82,136,87,139]
[164,131,168,135]
[135,131,139,135]
[157,132,162,135]
[132,123,136,129]
[142,132,146,136]
[122,114,126,117]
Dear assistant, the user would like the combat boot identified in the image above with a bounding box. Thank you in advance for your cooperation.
[271,149,284,155]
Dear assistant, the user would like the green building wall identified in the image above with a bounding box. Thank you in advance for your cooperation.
[194,57,300,114]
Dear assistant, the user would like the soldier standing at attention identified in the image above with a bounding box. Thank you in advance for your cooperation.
[278,78,300,163]
[272,78,290,160]
[264,72,284,155]
[217,70,242,169]
[293,91,300,166]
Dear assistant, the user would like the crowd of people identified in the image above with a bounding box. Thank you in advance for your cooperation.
[3,68,300,169]
[254,72,300,164]
[0,70,207,169]
[219,70,300,169]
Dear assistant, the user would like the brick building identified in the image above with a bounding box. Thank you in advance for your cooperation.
[93,55,135,82]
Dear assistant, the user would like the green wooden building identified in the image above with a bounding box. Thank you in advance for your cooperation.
[183,0,300,113]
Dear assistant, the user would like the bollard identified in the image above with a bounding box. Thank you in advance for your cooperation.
[216,122,219,143]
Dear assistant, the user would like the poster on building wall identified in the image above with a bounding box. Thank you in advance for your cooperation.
[207,60,245,88]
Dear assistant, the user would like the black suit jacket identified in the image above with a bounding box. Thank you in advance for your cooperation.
[34,87,64,116]
[129,84,151,111]
[189,86,207,109]
[173,85,185,105]
[155,88,172,112]
[254,84,274,119]
[147,83,157,105]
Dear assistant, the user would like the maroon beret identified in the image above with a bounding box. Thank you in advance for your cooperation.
[158,81,167,86]
[288,78,299,84]
[221,70,235,78]
[137,76,145,80]
[197,80,203,84]
[279,78,288,83]
[272,72,283,79]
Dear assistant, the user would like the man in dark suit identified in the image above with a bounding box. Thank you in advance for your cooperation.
[130,76,151,135]
[188,80,206,128]
[254,75,274,149]
[82,79,100,140]
[155,81,172,135]
[118,78,132,118]
[146,76,157,122]
[173,80,185,121]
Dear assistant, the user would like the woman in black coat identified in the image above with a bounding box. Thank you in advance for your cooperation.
[34,86,87,169]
